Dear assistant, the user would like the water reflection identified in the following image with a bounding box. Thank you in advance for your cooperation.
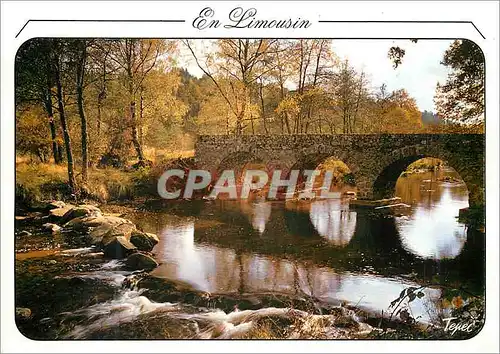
[239,201,272,234]
[395,169,469,259]
[153,221,241,291]
[309,199,357,246]
[151,219,440,322]
[132,165,477,323]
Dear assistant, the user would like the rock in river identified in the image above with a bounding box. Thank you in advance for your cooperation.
[130,231,159,252]
[100,223,137,247]
[49,205,74,221]
[49,200,67,209]
[59,205,102,225]
[65,215,132,232]
[125,252,159,270]
[103,236,137,259]
[42,223,62,234]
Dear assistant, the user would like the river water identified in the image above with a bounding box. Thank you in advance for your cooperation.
[124,167,484,327]
[16,166,485,339]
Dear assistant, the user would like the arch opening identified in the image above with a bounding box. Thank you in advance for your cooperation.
[214,152,268,200]
[373,156,468,202]
[373,155,426,200]
[290,155,357,200]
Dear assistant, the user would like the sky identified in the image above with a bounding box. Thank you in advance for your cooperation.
[177,39,454,112]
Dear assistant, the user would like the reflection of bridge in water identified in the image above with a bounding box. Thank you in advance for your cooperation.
[145,186,484,321]
[151,217,443,322]
[197,197,471,260]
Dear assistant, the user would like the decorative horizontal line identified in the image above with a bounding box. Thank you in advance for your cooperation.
[317,20,485,39]
[16,19,186,38]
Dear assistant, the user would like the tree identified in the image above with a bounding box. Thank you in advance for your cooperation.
[268,40,295,134]
[322,59,370,134]
[71,39,91,182]
[16,39,63,163]
[378,88,423,133]
[16,105,52,162]
[421,110,440,126]
[52,40,77,191]
[139,63,187,147]
[387,39,418,69]
[434,39,484,123]
[289,39,337,134]
[176,68,202,134]
[108,39,172,163]
[184,39,277,135]
[330,60,362,134]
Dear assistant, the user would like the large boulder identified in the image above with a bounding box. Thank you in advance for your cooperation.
[15,214,42,227]
[99,223,137,247]
[48,205,74,221]
[31,200,70,213]
[66,215,132,232]
[125,252,159,270]
[130,231,159,251]
[63,214,137,249]
[49,201,67,209]
[103,236,137,259]
[60,205,102,225]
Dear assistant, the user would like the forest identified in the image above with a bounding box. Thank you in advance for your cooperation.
[15,39,485,198]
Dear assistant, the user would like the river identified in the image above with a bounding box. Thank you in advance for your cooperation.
[125,166,484,327]
[15,166,485,339]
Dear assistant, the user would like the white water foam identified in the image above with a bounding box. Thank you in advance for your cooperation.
[100,259,125,270]
[77,270,131,286]
[65,289,178,339]
[58,247,96,256]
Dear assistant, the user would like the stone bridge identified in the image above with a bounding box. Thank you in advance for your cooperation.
[194,134,485,206]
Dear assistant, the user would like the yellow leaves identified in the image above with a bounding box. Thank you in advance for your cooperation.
[452,296,465,309]
[441,296,465,309]
[16,104,52,158]
[376,89,424,134]
[275,96,300,116]
[142,69,187,126]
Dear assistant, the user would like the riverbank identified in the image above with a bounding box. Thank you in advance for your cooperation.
[15,155,194,210]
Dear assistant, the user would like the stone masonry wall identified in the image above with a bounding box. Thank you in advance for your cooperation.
[195,134,485,204]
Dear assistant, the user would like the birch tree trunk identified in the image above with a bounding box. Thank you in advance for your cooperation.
[75,40,89,182]
[54,56,76,191]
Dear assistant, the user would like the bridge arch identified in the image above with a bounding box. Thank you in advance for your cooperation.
[367,143,482,205]
[287,153,360,190]
[216,151,296,182]
[195,134,484,205]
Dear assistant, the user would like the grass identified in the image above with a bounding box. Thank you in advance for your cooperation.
[16,161,138,206]
[15,150,197,209]
[140,148,194,164]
